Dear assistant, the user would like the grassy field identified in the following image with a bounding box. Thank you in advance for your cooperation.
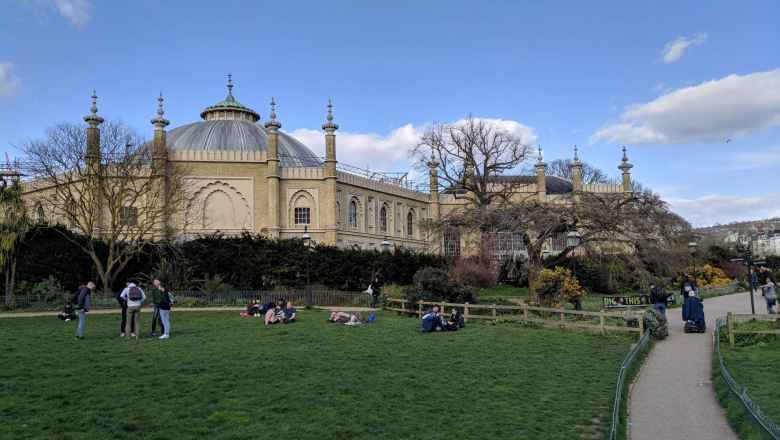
[0,310,635,440]
[714,320,780,440]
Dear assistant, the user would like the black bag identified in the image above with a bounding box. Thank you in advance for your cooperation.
[128,286,143,301]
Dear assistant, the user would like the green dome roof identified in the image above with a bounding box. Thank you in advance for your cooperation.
[200,75,260,122]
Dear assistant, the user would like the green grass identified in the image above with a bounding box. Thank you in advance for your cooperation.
[714,320,780,440]
[479,284,607,311]
[0,311,636,440]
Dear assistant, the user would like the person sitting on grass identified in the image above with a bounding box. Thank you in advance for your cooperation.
[283,301,297,323]
[445,309,465,331]
[421,306,444,332]
[58,302,77,322]
[328,311,362,325]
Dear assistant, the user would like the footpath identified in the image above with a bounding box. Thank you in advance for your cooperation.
[630,291,758,440]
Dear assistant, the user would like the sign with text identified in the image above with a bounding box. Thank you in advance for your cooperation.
[602,294,676,309]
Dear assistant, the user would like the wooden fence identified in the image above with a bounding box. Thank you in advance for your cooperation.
[384,298,645,335]
[725,313,780,347]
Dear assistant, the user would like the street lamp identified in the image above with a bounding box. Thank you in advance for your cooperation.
[688,241,698,285]
[302,226,312,307]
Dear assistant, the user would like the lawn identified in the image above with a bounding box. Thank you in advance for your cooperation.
[715,320,780,440]
[0,310,635,440]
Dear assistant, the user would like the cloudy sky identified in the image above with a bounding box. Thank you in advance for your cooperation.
[1,1,778,227]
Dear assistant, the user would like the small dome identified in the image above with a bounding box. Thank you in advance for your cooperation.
[167,120,322,167]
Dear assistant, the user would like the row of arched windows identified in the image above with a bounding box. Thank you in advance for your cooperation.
[343,200,415,237]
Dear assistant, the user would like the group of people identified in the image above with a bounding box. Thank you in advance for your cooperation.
[64,279,174,340]
[420,306,465,332]
[327,311,376,325]
[244,299,297,326]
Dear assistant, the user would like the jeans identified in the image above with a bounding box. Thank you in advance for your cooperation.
[653,303,667,317]
[75,310,86,337]
[151,305,165,334]
[767,298,777,314]
[126,306,141,336]
[119,301,135,334]
[159,309,171,336]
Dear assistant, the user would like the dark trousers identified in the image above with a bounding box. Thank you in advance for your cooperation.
[119,301,135,334]
[151,305,165,334]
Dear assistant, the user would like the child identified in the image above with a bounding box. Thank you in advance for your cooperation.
[58,302,77,321]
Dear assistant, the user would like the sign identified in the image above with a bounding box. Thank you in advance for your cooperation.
[603,294,676,309]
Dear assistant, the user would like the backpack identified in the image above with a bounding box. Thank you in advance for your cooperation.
[128,286,143,301]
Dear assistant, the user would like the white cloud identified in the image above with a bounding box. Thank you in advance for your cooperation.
[661,33,706,64]
[28,0,92,28]
[289,118,538,177]
[0,62,21,97]
[592,69,780,145]
[668,193,780,227]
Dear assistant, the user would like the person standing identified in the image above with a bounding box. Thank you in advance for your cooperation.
[762,277,777,314]
[149,279,166,337]
[157,287,173,339]
[120,282,145,339]
[74,281,95,340]
[116,284,135,337]
[649,283,668,317]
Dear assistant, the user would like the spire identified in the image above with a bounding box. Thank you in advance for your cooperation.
[151,92,170,128]
[264,97,281,130]
[573,145,580,163]
[536,146,545,165]
[322,98,339,132]
[226,73,234,100]
[619,145,633,171]
[84,89,104,127]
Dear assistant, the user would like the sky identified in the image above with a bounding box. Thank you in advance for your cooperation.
[1,0,779,227]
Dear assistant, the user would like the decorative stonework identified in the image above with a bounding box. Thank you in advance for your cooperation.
[183,177,254,233]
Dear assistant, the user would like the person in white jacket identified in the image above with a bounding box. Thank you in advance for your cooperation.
[119,282,146,339]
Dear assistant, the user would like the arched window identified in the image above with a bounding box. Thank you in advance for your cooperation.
[406,210,414,237]
[348,200,358,228]
[336,201,341,225]
[379,205,387,232]
[35,205,45,224]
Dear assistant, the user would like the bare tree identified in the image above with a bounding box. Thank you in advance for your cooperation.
[415,116,533,209]
[437,191,690,296]
[547,159,609,184]
[21,121,192,291]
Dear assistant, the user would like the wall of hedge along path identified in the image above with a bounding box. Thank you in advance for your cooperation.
[5,226,448,294]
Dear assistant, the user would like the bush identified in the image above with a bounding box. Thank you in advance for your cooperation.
[683,264,732,288]
[535,267,586,308]
[404,267,475,305]
[449,257,498,288]
[644,308,669,340]
[16,276,66,304]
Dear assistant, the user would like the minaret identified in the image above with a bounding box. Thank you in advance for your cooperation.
[535,147,547,202]
[84,90,104,170]
[83,90,104,233]
[322,99,339,245]
[264,97,282,238]
[570,145,583,193]
[618,146,633,194]
[150,93,171,236]
[428,151,440,222]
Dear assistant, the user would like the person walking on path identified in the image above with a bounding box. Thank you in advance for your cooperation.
[761,277,777,314]
[74,281,95,340]
[119,282,145,339]
[157,286,173,339]
[116,285,135,337]
[649,282,668,317]
[149,279,166,337]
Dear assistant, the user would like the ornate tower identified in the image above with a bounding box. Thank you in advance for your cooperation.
[322,99,339,245]
[264,97,282,238]
[84,90,104,233]
[535,147,547,202]
[150,93,171,236]
[428,152,440,222]
[570,145,583,193]
[618,146,633,194]
[84,90,104,170]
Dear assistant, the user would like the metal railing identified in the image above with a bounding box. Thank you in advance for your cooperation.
[714,318,780,439]
[609,329,652,440]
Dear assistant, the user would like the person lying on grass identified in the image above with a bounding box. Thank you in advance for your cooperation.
[328,311,362,325]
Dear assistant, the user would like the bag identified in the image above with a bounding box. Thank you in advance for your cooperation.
[364,285,373,296]
[128,286,142,301]
[70,290,81,306]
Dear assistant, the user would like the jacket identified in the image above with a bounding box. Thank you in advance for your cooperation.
[119,283,146,308]
[150,288,164,306]
[76,287,92,312]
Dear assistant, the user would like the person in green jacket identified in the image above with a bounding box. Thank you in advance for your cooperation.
[149,279,166,337]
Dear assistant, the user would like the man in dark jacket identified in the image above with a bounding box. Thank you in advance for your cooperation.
[75,281,95,339]
[649,283,669,317]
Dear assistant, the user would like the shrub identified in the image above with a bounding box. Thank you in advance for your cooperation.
[450,257,498,288]
[535,267,586,308]
[16,276,66,304]
[683,264,732,288]
[404,267,475,305]
[644,308,669,340]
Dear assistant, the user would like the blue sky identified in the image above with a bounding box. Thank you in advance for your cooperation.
[1,0,779,226]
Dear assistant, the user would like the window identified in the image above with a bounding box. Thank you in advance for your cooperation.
[294,207,310,225]
[348,200,358,228]
[36,205,45,224]
[443,227,461,257]
[406,210,414,237]
[120,206,138,227]
[336,201,341,225]
[379,206,387,232]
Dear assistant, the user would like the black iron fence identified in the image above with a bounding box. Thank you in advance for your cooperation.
[1,288,371,311]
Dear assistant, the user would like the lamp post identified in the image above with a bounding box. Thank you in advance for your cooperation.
[688,241,698,286]
[302,225,312,307]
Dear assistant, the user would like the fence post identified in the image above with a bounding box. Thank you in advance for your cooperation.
[600,312,606,335]
[523,303,529,321]
[491,304,497,321]
[638,312,645,335]
[418,302,423,319]
[728,312,735,347]
[560,308,565,322]
[441,301,446,315]
[464,302,469,321]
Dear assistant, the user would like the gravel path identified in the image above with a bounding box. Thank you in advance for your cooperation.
[629,291,760,440]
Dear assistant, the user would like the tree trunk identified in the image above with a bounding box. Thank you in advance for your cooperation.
[527,263,542,301]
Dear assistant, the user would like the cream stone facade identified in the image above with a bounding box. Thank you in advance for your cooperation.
[20,78,636,255]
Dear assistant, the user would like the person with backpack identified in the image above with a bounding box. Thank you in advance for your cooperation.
[119,282,145,339]
[149,279,166,337]
[157,287,174,339]
[116,284,135,337]
[649,283,669,317]
[74,281,95,339]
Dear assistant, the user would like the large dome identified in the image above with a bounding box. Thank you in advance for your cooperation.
[166,76,322,168]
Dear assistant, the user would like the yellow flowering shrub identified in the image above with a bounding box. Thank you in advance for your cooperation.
[536,266,587,308]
